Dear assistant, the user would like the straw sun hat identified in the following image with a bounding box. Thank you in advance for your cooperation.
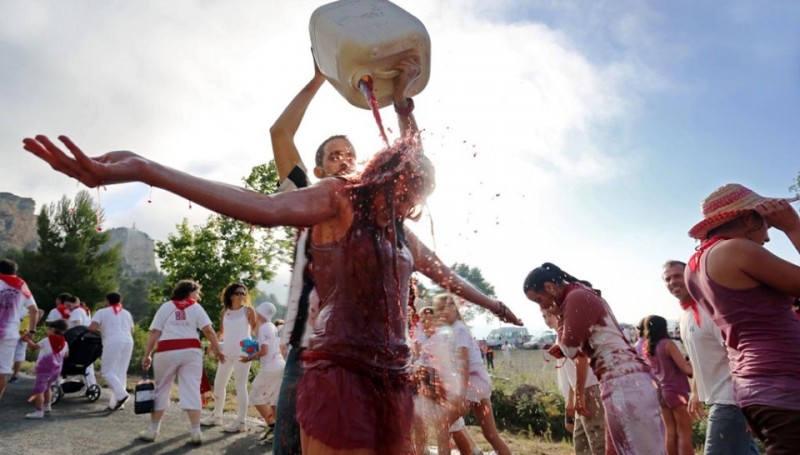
[688,184,771,240]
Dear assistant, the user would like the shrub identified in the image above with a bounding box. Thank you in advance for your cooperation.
[466,383,568,441]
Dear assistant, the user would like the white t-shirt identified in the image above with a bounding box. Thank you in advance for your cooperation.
[452,321,484,375]
[91,307,134,344]
[257,322,285,372]
[0,280,37,340]
[46,308,67,323]
[680,305,736,405]
[37,336,69,362]
[149,301,212,341]
[68,307,91,328]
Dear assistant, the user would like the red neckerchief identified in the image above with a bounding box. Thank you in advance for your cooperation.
[110,303,123,315]
[56,304,71,319]
[0,274,32,298]
[172,299,197,311]
[689,236,730,273]
[48,334,66,355]
[680,299,701,327]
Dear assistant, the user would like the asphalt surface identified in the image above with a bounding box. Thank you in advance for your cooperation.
[0,374,271,454]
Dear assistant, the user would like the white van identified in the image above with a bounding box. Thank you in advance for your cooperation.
[485,327,531,349]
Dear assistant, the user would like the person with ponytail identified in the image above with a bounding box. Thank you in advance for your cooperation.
[684,184,800,453]
[89,292,135,411]
[643,315,693,455]
[523,262,664,454]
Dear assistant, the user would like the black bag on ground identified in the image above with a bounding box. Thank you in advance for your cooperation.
[134,375,155,415]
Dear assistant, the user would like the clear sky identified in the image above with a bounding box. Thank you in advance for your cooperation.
[2,0,799,334]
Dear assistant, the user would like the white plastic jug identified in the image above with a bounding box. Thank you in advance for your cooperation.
[310,0,431,109]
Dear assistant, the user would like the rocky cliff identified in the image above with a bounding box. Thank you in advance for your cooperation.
[103,226,158,276]
[0,192,38,252]
[0,193,157,276]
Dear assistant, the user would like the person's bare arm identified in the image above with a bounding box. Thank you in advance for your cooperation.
[23,135,342,228]
[688,376,705,420]
[574,355,590,416]
[26,304,38,333]
[715,239,800,297]
[201,325,226,364]
[392,58,421,138]
[270,63,326,180]
[141,329,161,371]
[88,321,100,333]
[406,228,522,325]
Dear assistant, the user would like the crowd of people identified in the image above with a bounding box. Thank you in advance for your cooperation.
[3,38,798,454]
[523,184,800,455]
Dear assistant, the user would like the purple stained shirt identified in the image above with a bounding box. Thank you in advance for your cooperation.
[648,339,690,398]
[685,243,800,410]
[0,287,23,339]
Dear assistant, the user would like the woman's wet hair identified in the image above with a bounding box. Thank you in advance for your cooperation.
[349,137,435,223]
[171,279,201,301]
[644,315,669,357]
[221,282,249,309]
[523,262,583,293]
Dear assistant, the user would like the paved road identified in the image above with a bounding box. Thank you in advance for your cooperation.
[0,374,270,454]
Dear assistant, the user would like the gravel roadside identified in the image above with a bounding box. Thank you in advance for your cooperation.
[0,374,271,454]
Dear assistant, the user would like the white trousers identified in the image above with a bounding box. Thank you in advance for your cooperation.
[100,339,133,405]
[85,364,97,387]
[211,355,251,422]
[153,349,203,411]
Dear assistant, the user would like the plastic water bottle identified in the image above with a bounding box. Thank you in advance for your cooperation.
[310,0,431,109]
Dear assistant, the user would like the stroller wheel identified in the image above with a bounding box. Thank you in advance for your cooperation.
[50,383,64,405]
[86,384,101,402]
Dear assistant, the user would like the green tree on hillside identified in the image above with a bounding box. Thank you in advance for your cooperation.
[17,190,121,311]
[426,262,497,322]
[149,162,293,326]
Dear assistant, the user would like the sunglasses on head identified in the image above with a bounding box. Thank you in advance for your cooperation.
[233,291,247,296]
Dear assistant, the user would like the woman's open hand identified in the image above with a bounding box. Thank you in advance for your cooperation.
[23,135,148,188]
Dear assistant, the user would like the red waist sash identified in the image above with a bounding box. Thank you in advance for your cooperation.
[156,338,201,352]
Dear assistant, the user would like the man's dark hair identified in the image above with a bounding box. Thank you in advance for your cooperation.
[0,258,17,275]
[662,260,687,269]
[63,295,78,304]
[106,292,122,304]
[57,292,73,303]
[315,135,350,167]
[171,279,201,301]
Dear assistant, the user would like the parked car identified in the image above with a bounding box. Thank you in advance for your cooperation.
[485,326,531,348]
[522,331,557,350]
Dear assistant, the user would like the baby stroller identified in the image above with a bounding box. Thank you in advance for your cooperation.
[50,326,103,404]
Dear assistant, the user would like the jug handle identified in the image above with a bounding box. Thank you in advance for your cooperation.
[373,69,400,79]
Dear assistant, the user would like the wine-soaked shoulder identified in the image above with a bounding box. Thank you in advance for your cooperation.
[310,177,355,245]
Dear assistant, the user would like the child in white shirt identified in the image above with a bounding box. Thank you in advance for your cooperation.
[247,302,286,444]
[25,319,69,419]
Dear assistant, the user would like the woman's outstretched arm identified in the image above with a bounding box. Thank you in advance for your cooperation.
[23,135,341,228]
[405,228,523,326]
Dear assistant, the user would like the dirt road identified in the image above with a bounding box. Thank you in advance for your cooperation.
[0,374,269,454]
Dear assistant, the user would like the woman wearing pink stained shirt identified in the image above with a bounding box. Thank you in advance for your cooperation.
[524,263,665,455]
[643,315,693,455]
